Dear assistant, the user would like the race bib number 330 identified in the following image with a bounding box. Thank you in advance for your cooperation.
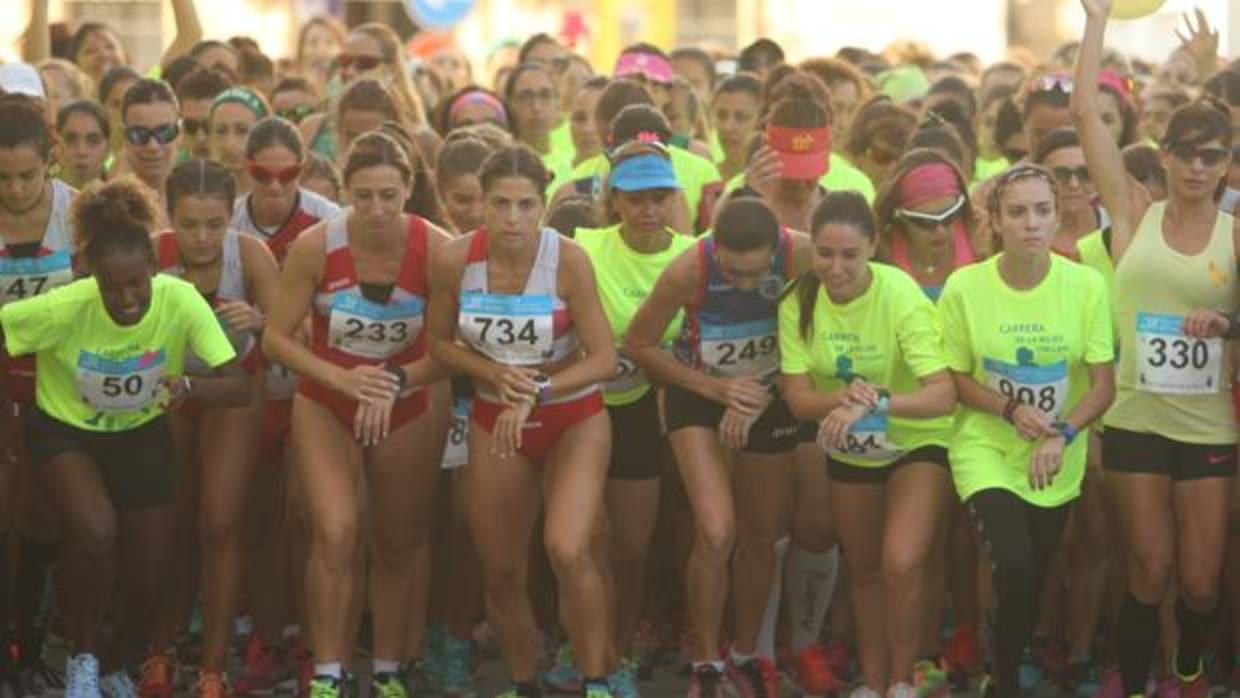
[1135,312,1221,395]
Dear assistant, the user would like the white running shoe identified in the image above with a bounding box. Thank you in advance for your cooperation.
[64,654,101,698]
[99,671,137,698]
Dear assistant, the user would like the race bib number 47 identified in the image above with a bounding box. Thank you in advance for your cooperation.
[1135,312,1221,395]
[0,250,73,303]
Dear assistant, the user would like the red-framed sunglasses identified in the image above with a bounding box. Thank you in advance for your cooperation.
[246,161,303,185]
[335,54,383,72]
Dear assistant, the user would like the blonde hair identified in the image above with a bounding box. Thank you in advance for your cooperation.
[350,23,427,125]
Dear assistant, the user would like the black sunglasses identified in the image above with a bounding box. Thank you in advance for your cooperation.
[1051,166,1090,185]
[277,105,316,124]
[125,123,180,146]
[1168,143,1229,167]
[181,118,208,137]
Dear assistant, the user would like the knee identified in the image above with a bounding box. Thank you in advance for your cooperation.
[1177,568,1220,610]
[72,513,117,559]
[1129,551,1173,598]
[694,514,735,562]
[882,544,929,589]
[545,529,594,579]
[198,507,241,550]
[311,514,358,568]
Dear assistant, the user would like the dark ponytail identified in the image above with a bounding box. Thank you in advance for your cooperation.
[785,190,875,340]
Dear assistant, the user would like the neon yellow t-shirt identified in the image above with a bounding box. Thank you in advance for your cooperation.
[565,147,721,225]
[973,155,1011,186]
[779,263,950,467]
[543,149,575,191]
[0,273,237,432]
[823,153,876,203]
[549,119,575,163]
[723,152,876,204]
[1075,229,1114,297]
[938,255,1114,506]
[577,224,696,406]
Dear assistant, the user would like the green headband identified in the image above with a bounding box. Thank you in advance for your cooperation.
[210,87,269,119]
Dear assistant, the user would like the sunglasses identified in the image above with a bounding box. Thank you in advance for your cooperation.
[277,105,316,124]
[1168,143,1229,167]
[125,123,180,146]
[896,194,967,229]
[336,54,383,72]
[181,118,208,137]
[1052,165,1091,185]
[1029,75,1074,95]
[246,161,303,185]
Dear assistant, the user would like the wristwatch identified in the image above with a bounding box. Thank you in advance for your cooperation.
[870,388,891,416]
[1052,421,1078,445]
[532,373,553,404]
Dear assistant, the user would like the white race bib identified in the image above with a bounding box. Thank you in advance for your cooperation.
[442,397,471,470]
[458,293,554,365]
[0,250,74,304]
[830,413,904,462]
[605,350,647,395]
[699,319,779,378]
[328,293,424,360]
[264,361,299,400]
[984,356,1069,418]
[1135,312,1222,395]
[76,349,166,412]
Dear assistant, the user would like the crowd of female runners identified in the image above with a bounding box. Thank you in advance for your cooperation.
[1,0,1240,696]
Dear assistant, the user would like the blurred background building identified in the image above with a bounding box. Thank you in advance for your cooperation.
[2,0,1237,76]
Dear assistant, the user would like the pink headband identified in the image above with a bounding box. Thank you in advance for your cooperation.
[448,91,509,127]
[899,163,962,208]
[1097,69,1132,105]
[614,51,674,85]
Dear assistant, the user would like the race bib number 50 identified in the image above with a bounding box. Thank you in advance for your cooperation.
[76,349,166,412]
[1135,312,1221,395]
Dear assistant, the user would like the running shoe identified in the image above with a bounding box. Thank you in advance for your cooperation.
[846,685,880,698]
[607,658,640,698]
[1018,648,1043,692]
[437,633,475,697]
[975,674,996,698]
[912,658,949,698]
[192,670,229,698]
[401,659,434,698]
[1169,657,1207,698]
[823,639,856,682]
[100,670,138,698]
[308,675,345,698]
[233,634,277,695]
[886,682,917,698]
[17,655,66,696]
[793,643,842,695]
[372,671,410,698]
[1094,667,1126,698]
[1062,660,1102,698]
[941,625,984,676]
[137,652,176,698]
[1033,637,1068,684]
[419,626,445,691]
[1155,675,1179,698]
[685,664,724,698]
[726,656,779,698]
[583,681,614,698]
[65,653,101,698]
[541,643,582,694]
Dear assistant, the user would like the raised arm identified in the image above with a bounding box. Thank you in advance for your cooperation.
[159,0,204,69]
[1071,0,1149,259]
[21,0,51,64]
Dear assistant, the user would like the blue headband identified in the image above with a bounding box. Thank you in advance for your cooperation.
[609,154,680,192]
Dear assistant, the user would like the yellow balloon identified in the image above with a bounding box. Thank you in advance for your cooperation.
[1111,0,1166,19]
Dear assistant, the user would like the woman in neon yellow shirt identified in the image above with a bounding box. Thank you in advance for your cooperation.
[938,164,1114,697]
[577,142,697,693]
[779,190,957,698]
[0,178,250,698]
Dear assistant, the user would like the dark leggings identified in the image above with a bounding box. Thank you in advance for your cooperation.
[966,489,1073,696]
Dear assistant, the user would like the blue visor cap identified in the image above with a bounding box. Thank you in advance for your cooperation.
[609,154,681,192]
